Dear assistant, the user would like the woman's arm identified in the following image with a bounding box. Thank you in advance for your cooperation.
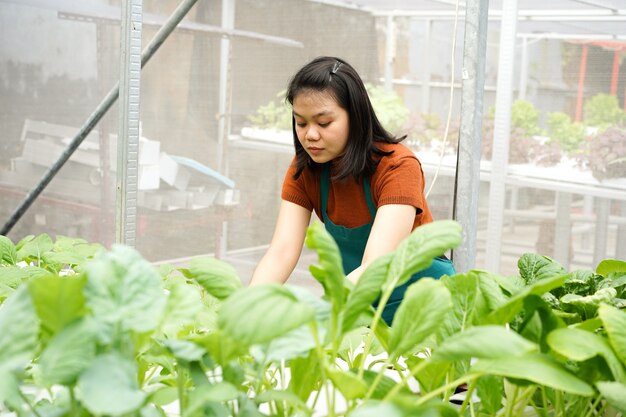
[249,200,312,286]
[345,204,416,284]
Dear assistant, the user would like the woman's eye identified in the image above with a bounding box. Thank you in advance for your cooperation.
[296,122,306,128]
[319,122,330,128]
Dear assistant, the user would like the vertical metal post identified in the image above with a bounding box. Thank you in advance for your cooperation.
[518,36,528,100]
[553,192,572,268]
[484,0,518,273]
[593,198,610,268]
[116,0,143,246]
[451,0,489,273]
[384,15,395,92]
[616,202,626,260]
[217,0,235,257]
[420,19,432,113]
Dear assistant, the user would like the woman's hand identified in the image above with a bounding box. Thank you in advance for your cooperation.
[348,204,416,284]
[249,200,312,286]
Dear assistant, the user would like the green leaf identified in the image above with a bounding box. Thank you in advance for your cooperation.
[84,245,167,333]
[471,353,594,396]
[181,257,242,300]
[518,254,566,286]
[476,375,503,415]
[389,278,452,359]
[438,273,479,339]
[28,274,87,339]
[387,220,461,289]
[561,287,617,321]
[218,284,315,346]
[148,386,178,407]
[406,356,449,394]
[0,370,21,410]
[360,369,410,400]
[547,327,626,383]
[597,259,626,277]
[255,389,308,409]
[39,319,96,386]
[186,382,240,416]
[347,401,405,417]
[77,352,146,415]
[260,286,330,362]
[163,339,206,362]
[0,286,39,372]
[598,304,626,368]
[305,222,346,312]
[475,271,509,312]
[433,325,538,362]
[0,265,38,288]
[341,253,392,334]
[288,351,321,402]
[596,381,626,413]
[0,235,17,265]
[16,233,53,261]
[485,274,566,325]
[193,331,246,366]
[327,368,368,400]
[161,279,203,337]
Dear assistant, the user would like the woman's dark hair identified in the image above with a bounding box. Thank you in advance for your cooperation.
[286,56,403,181]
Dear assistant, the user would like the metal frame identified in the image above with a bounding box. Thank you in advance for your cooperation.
[116,0,143,246]
[452,0,489,272]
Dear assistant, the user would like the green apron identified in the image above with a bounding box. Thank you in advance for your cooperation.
[320,163,456,325]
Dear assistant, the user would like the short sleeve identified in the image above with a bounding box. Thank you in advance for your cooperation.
[281,158,314,211]
[372,149,427,215]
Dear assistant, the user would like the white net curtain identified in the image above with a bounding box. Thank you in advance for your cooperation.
[1,0,624,282]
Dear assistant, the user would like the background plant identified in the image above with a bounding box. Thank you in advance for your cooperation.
[546,111,586,154]
[247,84,410,136]
[584,93,626,131]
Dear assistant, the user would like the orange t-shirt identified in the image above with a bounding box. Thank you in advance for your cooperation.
[281,142,433,230]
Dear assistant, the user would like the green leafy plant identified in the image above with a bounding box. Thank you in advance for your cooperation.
[247,84,410,136]
[2,226,626,417]
[546,111,587,154]
[364,83,409,135]
[482,100,557,165]
[247,90,292,131]
[584,93,626,131]
[511,100,543,137]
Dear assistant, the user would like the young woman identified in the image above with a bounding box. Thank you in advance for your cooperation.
[250,56,455,324]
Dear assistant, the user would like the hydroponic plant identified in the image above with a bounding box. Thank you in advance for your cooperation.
[247,84,410,136]
[1,223,626,417]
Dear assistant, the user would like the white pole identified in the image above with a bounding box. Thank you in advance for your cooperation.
[484,0,518,273]
[384,15,395,92]
[116,0,143,246]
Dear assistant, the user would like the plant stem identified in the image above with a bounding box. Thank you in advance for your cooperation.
[358,279,398,379]
[583,395,604,417]
[415,375,474,406]
[458,380,477,416]
[176,364,186,417]
[505,385,519,417]
[384,357,431,400]
[310,322,334,417]
[364,356,392,400]
[18,389,43,417]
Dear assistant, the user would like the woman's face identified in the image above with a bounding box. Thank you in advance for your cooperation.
[292,90,349,164]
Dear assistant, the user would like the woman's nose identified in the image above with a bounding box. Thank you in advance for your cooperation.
[306,126,320,140]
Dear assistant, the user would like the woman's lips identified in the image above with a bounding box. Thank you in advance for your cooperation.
[308,147,323,156]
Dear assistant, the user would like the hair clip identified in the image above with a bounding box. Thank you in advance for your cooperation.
[331,61,343,74]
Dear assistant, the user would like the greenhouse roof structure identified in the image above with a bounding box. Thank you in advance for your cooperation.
[310,0,626,40]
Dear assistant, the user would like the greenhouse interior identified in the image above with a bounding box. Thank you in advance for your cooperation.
[1,0,626,416]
